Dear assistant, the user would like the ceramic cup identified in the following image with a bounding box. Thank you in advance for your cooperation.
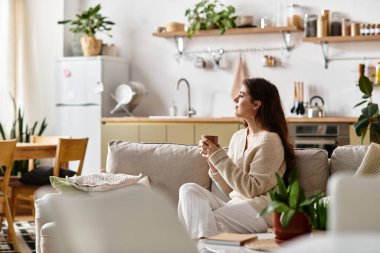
[204,135,219,145]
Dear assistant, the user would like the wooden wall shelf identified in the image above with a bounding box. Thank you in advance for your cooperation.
[153,26,301,38]
[153,26,302,54]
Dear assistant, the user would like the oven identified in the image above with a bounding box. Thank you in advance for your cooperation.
[288,123,350,157]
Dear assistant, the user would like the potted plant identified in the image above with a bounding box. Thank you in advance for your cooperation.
[58,4,115,56]
[353,75,380,144]
[259,170,324,242]
[185,0,237,38]
[0,94,47,176]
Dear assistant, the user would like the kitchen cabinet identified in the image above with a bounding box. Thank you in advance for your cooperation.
[101,119,242,169]
[153,26,302,54]
[140,124,166,143]
[194,123,240,148]
[167,124,194,144]
[101,123,139,170]
[302,35,380,68]
[349,124,370,145]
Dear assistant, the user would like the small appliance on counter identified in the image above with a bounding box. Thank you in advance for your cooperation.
[110,82,145,116]
[306,95,326,118]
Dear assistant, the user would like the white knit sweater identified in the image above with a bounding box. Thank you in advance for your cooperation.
[208,128,286,227]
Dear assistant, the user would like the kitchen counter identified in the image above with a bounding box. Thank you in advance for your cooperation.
[102,116,357,124]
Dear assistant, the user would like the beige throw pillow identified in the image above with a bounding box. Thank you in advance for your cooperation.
[355,142,380,177]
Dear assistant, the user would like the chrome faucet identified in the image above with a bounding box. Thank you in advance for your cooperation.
[177,78,196,117]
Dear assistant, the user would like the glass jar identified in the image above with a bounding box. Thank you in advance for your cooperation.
[287,4,303,29]
[304,14,317,37]
[341,18,351,36]
[330,12,342,36]
[276,3,287,27]
[376,24,380,35]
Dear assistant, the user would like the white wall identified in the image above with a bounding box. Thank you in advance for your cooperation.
[24,0,64,134]
[62,0,380,120]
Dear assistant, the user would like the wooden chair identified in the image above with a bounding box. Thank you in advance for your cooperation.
[0,140,19,252]
[11,136,62,218]
[11,137,88,219]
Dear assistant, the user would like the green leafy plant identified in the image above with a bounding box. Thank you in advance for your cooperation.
[259,170,324,228]
[353,75,380,144]
[309,197,329,230]
[0,94,47,175]
[185,0,237,38]
[58,4,115,37]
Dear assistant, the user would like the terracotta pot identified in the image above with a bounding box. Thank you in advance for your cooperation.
[273,212,312,243]
[80,36,102,56]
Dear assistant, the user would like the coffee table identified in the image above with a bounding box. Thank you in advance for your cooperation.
[198,233,276,253]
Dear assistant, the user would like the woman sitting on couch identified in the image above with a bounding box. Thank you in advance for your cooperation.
[178,77,295,239]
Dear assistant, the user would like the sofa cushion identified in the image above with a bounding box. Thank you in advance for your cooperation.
[354,143,380,176]
[330,145,368,175]
[106,141,211,204]
[294,148,329,196]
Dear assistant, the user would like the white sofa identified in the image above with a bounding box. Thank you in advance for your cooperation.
[34,141,368,253]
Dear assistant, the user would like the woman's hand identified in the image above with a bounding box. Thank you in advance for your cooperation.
[198,135,220,158]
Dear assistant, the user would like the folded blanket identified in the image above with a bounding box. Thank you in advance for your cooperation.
[67,173,143,192]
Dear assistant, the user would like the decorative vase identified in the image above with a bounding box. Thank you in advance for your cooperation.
[273,212,312,243]
[80,36,102,56]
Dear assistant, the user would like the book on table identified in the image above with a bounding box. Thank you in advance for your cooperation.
[204,233,257,246]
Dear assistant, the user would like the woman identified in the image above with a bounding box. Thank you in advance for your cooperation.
[178,77,295,239]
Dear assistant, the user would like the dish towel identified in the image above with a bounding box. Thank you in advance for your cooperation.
[231,55,249,99]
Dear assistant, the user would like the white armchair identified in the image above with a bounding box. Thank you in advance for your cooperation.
[35,186,198,253]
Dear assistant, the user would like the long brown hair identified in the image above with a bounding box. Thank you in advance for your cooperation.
[243,78,295,178]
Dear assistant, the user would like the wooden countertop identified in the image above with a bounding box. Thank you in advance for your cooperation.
[102,117,357,124]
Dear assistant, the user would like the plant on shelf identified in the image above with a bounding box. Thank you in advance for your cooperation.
[58,4,115,56]
[185,0,237,38]
[259,170,326,241]
[0,94,47,176]
[353,75,380,144]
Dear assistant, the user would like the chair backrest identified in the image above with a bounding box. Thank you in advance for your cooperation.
[28,135,65,171]
[328,173,380,232]
[53,138,88,176]
[0,140,17,193]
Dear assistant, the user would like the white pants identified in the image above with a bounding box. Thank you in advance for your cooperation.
[178,183,268,239]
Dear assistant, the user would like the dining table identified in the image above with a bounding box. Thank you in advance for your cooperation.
[14,143,57,160]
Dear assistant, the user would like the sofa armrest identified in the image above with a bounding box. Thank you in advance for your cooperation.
[35,192,61,253]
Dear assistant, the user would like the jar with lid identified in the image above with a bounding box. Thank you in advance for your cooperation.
[341,18,351,36]
[330,12,342,36]
[351,23,360,37]
[304,14,317,37]
[375,62,380,85]
[376,24,380,35]
[370,24,376,35]
[321,10,330,35]
[317,15,327,37]
[360,24,366,36]
[287,4,303,29]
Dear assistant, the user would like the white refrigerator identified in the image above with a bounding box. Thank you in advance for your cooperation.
[55,56,129,175]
